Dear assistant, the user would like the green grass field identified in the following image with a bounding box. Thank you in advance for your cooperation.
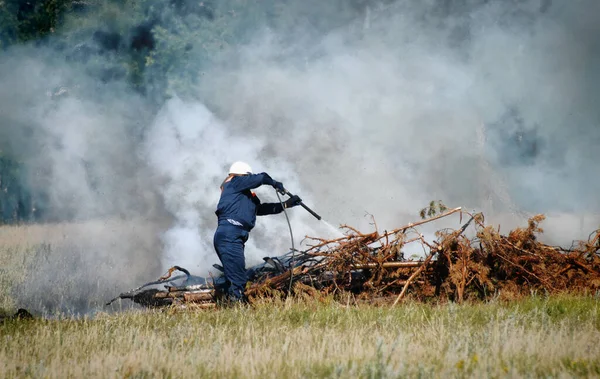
[1,297,599,378]
[1,223,600,378]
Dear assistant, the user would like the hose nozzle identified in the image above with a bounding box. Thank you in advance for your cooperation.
[281,189,321,220]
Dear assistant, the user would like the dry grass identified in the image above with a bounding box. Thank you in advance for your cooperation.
[0,219,162,248]
[0,220,163,313]
[2,222,600,378]
[1,296,599,378]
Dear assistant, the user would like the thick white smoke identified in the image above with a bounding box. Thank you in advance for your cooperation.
[144,98,342,273]
[143,0,600,272]
[2,0,599,313]
[195,1,600,244]
[145,2,599,259]
[0,49,165,314]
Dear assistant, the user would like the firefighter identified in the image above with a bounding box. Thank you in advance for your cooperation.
[214,161,302,302]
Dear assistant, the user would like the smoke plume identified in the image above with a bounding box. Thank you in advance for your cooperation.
[1,0,599,313]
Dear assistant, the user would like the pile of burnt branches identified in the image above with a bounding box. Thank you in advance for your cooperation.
[246,208,600,304]
[107,207,600,308]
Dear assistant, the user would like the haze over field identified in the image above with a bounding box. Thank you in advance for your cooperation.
[1,0,599,313]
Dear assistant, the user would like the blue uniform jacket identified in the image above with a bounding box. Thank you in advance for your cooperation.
[215,173,284,231]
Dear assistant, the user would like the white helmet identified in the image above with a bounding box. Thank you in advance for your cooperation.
[229,161,253,175]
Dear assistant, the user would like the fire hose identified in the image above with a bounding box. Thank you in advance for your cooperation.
[279,189,322,221]
[276,188,321,293]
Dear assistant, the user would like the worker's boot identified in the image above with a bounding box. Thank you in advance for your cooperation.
[216,293,247,308]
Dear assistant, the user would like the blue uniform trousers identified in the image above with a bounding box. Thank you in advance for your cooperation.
[213,223,249,300]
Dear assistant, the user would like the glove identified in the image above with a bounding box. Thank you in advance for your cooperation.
[284,195,302,209]
[272,180,285,193]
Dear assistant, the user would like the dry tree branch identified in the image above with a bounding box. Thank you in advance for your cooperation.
[393,207,463,233]
[392,241,440,306]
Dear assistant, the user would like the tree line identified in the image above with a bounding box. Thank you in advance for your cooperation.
[0,0,379,223]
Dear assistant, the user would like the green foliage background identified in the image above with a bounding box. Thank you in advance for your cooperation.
[0,0,379,223]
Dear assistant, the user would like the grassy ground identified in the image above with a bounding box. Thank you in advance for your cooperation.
[1,296,599,378]
[2,222,600,378]
[0,220,163,313]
